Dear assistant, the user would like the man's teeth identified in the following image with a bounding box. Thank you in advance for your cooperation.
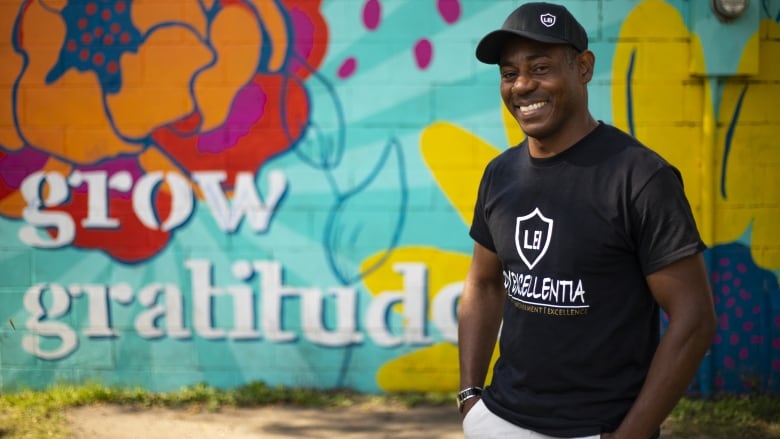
[520,102,546,112]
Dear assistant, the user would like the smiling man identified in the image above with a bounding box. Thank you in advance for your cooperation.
[457,3,717,439]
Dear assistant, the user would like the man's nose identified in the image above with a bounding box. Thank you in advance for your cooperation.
[511,74,535,93]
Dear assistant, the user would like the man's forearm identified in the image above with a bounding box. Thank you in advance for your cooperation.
[458,281,504,389]
[458,243,506,416]
[607,317,716,439]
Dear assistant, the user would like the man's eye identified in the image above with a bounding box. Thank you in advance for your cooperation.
[501,72,517,80]
[531,65,550,74]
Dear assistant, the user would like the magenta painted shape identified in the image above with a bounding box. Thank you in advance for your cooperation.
[0,147,48,188]
[338,57,357,79]
[288,7,315,73]
[414,38,433,70]
[363,0,381,30]
[719,313,729,330]
[197,83,266,153]
[72,156,144,198]
[437,0,461,24]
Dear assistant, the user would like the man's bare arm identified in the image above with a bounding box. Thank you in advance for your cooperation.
[605,252,717,439]
[458,242,506,416]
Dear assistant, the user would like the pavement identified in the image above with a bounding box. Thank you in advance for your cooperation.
[67,402,464,439]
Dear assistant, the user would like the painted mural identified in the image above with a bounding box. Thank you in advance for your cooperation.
[0,0,778,395]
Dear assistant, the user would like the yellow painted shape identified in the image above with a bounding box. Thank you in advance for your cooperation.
[715,19,780,270]
[16,1,140,164]
[376,341,500,392]
[737,28,760,76]
[194,4,262,131]
[361,246,500,392]
[0,3,24,150]
[420,122,500,227]
[611,0,711,237]
[377,342,459,392]
[361,246,470,314]
[616,0,685,39]
[108,26,211,139]
[765,16,780,39]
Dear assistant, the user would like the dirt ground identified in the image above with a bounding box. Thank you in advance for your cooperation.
[66,403,464,439]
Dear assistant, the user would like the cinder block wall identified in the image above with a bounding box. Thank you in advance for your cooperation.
[0,0,778,395]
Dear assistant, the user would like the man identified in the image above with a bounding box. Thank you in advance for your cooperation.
[457,2,718,439]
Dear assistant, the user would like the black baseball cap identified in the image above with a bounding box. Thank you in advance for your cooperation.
[475,2,588,64]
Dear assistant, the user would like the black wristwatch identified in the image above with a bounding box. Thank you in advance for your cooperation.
[456,386,483,413]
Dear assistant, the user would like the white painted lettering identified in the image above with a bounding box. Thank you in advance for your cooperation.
[135,283,192,339]
[18,172,75,248]
[366,263,432,347]
[19,259,462,359]
[133,171,193,231]
[68,170,132,228]
[22,283,78,359]
[192,171,287,233]
[301,287,363,346]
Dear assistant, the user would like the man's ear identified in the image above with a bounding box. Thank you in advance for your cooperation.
[578,50,595,83]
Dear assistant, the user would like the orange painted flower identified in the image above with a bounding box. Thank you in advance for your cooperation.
[0,0,328,262]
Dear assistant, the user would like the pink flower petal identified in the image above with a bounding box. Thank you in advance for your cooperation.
[363,0,381,30]
[414,38,433,70]
[338,57,357,79]
[437,0,461,24]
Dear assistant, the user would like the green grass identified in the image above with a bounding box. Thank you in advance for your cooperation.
[0,383,778,438]
[662,395,780,438]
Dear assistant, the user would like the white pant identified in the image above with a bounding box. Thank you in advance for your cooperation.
[462,399,601,439]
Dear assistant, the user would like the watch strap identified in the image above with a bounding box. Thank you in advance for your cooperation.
[456,386,483,412]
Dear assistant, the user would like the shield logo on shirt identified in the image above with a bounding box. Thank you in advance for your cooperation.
[514,207,553,270]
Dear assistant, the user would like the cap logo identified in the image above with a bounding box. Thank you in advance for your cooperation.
[540,13,556,27]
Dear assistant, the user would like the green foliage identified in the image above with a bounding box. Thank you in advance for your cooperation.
[664,395,780,439]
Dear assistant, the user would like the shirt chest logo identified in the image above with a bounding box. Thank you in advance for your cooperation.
[514,207,553,270]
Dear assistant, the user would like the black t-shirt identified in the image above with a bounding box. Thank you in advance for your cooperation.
[469,123,705,437]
